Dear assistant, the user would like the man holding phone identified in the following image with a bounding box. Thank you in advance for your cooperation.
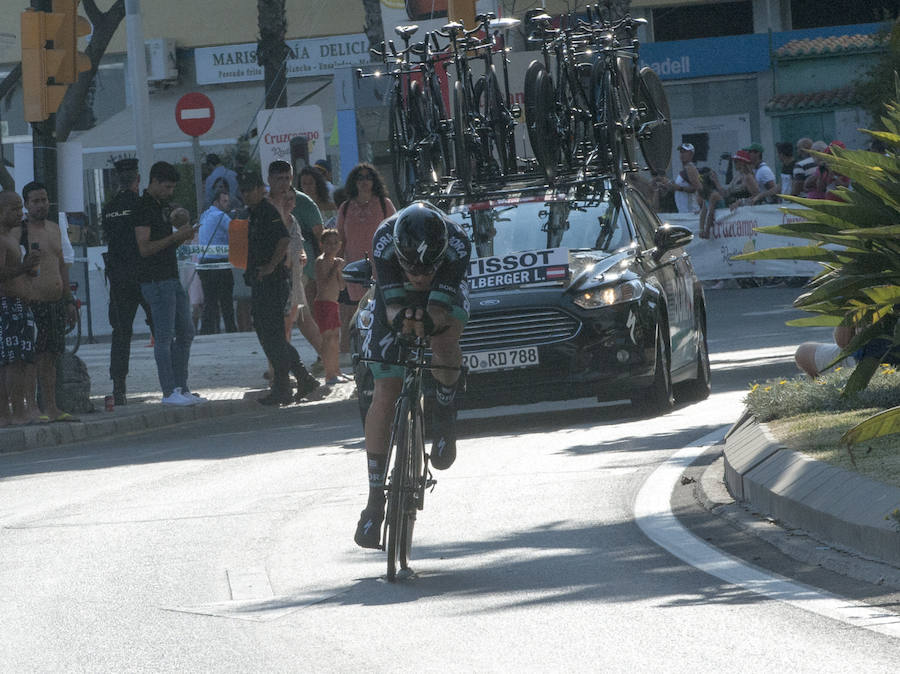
[134,162,202,406]
[19,181,78,422]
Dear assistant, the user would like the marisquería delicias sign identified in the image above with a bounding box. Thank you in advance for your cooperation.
[194,34,370,85]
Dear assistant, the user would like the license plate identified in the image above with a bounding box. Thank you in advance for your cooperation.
[462,346,540,373]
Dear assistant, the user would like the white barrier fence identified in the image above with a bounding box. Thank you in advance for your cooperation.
[79,204,816,337]
[659,204,820,281]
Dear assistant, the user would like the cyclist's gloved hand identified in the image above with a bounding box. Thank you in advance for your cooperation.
[391,305,435,339]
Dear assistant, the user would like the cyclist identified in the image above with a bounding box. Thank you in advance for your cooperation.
[354,201,471,549]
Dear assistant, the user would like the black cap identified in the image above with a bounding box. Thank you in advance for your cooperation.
[113,158,139,173]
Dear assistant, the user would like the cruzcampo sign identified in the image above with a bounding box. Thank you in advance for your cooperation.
[194,33,370,85]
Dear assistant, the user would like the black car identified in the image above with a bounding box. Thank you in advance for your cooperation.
[343,177,710,422]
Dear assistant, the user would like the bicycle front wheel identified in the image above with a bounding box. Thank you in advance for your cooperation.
[386,396,418,581]
[452,81,473,194]
[389,86,416,205]
[592,63,623,179]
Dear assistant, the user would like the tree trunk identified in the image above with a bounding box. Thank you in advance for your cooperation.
[55,0,125,143]
[257,0,288,109]
[362,0,385,52]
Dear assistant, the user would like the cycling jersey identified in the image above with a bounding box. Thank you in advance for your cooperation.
[371,215,471,312]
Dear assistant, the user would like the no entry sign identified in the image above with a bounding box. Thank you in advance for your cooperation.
[175,92,215,137]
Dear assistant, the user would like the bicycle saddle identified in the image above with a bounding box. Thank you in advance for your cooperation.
[527,11,553,25]
[410,41,427,56]
[475,12,496,23]
[394,25,420,39]
[440,21,464,36]
[492,17,521,31]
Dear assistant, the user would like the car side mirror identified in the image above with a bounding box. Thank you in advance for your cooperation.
[342,257,373,286]
[651,224,693,260]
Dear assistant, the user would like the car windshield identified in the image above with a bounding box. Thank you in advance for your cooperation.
[446,195,631,260]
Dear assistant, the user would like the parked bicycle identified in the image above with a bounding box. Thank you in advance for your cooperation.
[523,4,672,182]
[439,13,521,193]
[359,25,452,205]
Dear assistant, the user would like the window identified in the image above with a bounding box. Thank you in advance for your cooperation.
[791,0,898,28]
[652,1,753,42]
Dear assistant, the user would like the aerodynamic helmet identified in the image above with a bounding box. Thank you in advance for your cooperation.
[393,202,449,275]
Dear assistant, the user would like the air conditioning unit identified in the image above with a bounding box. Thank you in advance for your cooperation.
[145,38,177,81]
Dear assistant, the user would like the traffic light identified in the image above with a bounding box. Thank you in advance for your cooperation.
[52,0,92,84]
[21,2,91,122]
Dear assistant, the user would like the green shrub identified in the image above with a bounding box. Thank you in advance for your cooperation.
[745,363,900,422]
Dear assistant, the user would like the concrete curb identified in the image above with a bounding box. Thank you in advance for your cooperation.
[722,414,900,568]
[0,397,262,454]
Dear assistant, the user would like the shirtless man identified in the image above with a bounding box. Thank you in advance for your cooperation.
[0,190,39,426]
[19,182,78,422]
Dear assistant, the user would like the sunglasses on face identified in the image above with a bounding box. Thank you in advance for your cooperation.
[356,173,374,181]
[399,259,440,277]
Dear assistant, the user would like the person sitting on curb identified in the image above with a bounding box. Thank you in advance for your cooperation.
[796,324,900,378]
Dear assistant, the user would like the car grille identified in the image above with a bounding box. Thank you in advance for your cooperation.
[460,309,581,351]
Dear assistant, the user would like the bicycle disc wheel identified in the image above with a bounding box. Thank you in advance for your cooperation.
[634,67,672,174]
[389,87,416,205]
[532,68,560,180]
[452,81,473,194]
[386,398,412,581]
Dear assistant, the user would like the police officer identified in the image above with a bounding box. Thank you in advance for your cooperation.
[102,158,153,405]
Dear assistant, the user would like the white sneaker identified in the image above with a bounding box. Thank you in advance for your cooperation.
[184,390,208,403]
[161,388,196,406]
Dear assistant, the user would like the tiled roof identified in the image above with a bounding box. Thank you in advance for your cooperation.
[765,85,861,113]
[775,33,887,58]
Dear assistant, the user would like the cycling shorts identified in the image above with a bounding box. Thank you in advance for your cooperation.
[363,282,469,380]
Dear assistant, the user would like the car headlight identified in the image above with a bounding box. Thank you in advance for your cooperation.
[573,280,643,309]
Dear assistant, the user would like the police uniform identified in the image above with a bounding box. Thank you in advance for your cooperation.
[102,158,153,401]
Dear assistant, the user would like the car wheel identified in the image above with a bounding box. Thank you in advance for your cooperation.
[631,322,674,416]
[675,318,711,403]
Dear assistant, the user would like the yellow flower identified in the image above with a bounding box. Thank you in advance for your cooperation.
[763,386,772,392]
[779,380,787,385]
[750,383,759,391]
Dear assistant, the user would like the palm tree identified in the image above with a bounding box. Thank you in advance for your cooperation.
[258,0,289,109]
[361,0,385,51]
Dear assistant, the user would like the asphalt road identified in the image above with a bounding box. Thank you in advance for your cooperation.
[2,287,899,672]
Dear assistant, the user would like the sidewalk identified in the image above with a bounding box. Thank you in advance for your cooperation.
[0,331,357,454]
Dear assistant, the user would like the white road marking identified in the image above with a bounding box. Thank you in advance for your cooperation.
[634,427,900,640]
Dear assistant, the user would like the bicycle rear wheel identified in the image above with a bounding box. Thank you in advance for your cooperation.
[634,66,672,174]
[386,397,417,581]
[530,68,561,180]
